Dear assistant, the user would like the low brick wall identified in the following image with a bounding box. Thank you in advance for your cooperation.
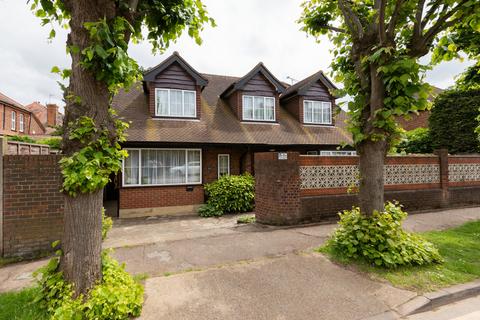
[255,151,480,225]
[2,155,63,257]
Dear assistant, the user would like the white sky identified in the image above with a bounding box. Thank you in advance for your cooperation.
[0,0,474,109]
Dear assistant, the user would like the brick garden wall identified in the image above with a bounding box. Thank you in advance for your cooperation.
[2,155,63,257]
[255,151,480,225]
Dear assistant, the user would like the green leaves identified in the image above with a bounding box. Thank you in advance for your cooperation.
[35,251,143,319]
[60,114,129,197]
[202,174,255,215]
[329,202,443,268]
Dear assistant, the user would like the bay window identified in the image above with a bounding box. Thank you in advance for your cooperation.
[123,149,201,186]
[243,95,275,121]
[155,88,196,118]
[303,100,332,125]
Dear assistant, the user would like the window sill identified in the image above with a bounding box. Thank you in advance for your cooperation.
[303,123,335,128]
[122,182,203,188]
[241,121,279,125]
[152,117,200,122]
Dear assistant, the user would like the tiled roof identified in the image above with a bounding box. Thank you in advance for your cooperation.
[0,91,30,112]
[25,101,48,123]
[113,74,352,146]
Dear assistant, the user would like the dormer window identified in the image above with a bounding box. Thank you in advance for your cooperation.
[155,88,196,118]
[303,100,332,125]
[243,95,275,122]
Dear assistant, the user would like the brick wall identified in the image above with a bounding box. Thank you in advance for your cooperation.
[255,151,480,225]
[2,155,63,257]
[0,103,34,136]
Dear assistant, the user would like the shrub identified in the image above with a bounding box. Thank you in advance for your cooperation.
[429,88,480,154]
[397,127,433,154]
[203,173,255,214]
[8,135,36,143]
[38,137,62,150]
[327,202,443,268]
[35,251,143,320]
[198,203,223,217]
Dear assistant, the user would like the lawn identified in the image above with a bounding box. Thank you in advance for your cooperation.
[319,220,480,293]
[0,287,47,320]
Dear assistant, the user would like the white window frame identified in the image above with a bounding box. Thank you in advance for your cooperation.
[19,114,24,132]
[242,95,276,122]
[303,100,332,125]
[122,148,202,187]
[155,88,197,118]
[11,111,16,130]
[217,154,230,178]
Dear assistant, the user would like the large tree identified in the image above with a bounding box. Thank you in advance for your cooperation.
[31,0,213,296]
[300,0,480,215]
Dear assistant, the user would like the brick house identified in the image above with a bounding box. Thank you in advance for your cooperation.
[25,101,64,135]
[111,52,353,218]
[0,91,46,136]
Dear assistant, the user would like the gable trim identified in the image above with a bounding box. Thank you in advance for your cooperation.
[143,52,208,87]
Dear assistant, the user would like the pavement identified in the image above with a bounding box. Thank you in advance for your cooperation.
[1,206,480,319]
[404,295,480,320]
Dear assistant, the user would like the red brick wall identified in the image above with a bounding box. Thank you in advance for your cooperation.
[3,155,64,257]
[119,185,204,209]
[254,152,301,225]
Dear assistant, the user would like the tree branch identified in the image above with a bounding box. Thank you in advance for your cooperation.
[322,25,347,33]
[338,0,364,39]
[422,0,467,45]
[376,0,387,44]
[413,0,426,39]
[421,0,442,28]
[386,0,404,39]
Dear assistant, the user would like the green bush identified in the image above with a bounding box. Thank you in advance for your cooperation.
[8,135,36,143]
[328,202,443,268]
[429,88,480,154]
[38,137,62,150]
[198,203,223,217]
[203,173,255,214]
[35,251,143,320]
[397,128,433,154]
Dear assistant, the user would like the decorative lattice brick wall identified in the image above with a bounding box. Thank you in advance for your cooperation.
[255,151,480,225]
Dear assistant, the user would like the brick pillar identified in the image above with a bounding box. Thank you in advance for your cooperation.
[254,152,301,225]
[435,149,449,207]
[46,104,58,126]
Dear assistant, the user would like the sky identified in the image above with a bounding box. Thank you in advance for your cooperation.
[0,0,474,109]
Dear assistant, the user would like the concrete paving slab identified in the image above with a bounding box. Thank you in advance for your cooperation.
[139,253,416,320]
[0,259,47,293]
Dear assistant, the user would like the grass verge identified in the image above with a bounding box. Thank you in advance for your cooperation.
[318,220,480,293]
[0,287,47,320]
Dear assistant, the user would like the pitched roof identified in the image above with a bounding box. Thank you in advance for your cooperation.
[281,70,337,100]
[220,63,286,98]
[0,91,30,112]
[112,74,352,146]
[143,51,208,87]
[25,101,48,123]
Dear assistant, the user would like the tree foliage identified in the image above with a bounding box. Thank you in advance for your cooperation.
[397,127,433,154]
[299,0,480,214]
[429,89,480,153]
[300,0,479,148]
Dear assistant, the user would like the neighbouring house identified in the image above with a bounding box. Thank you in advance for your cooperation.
[110,52,353,218]
[25,101,64,135]
[395,86,444,130]
[0,91,46,136]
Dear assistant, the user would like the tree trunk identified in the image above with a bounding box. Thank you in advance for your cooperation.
[358,140,386,216]
[60,0,117,297]
[356,63,387,216]
[61,190,103,297]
